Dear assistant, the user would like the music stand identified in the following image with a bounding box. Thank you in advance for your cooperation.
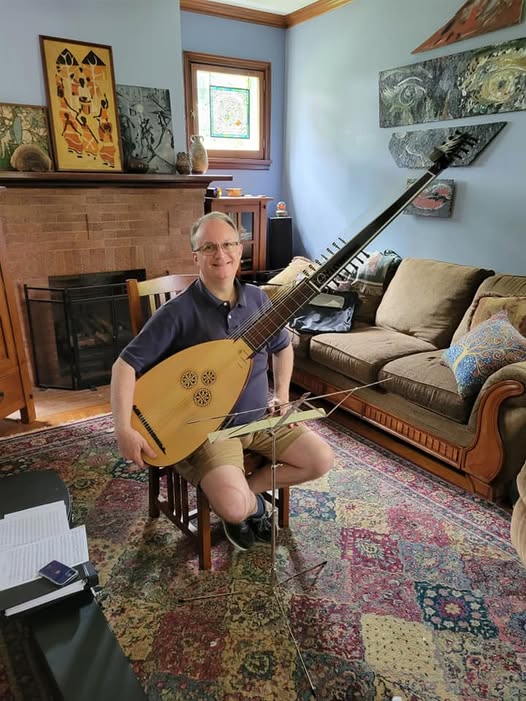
[179,381,390,697]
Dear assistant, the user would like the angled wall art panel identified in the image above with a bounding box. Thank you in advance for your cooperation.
[388,122,506,168]
[379,38,526,127]
[413,0,525,54]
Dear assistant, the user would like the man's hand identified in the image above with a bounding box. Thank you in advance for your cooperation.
[115,426,157,468]
[268,394,298,426]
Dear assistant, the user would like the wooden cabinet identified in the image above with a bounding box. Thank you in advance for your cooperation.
[205,196,272,278]
[0,221,35,423]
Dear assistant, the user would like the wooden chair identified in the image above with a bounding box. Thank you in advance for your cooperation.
[126,274,290,569]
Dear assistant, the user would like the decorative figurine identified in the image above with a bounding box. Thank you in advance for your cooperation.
[275,201,288,217]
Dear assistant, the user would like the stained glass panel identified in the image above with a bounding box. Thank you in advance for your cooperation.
[196,69,260,152]
[210,86,250,139]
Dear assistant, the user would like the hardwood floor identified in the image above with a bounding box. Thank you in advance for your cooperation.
[0,385,111,438]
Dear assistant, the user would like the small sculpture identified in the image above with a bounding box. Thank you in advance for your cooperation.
[275,201,288,217]
[126,156,149,174]
[175,151,191,175]
[10,144,52,172]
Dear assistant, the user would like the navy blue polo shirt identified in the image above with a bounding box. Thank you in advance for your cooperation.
[120,278,290,425]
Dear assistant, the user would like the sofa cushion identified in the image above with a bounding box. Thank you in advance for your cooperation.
[260,256,315,301]
[442,310,526,399]
[469,294,526,336]
[375,258,494,348]
[379,351,474,423]
[452,274,526,342]
[309,326,435,385]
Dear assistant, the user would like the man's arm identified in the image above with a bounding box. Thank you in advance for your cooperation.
[271,343,294,409]
[110,357,157,467]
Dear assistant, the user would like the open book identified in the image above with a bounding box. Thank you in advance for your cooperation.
[0,501,93,616]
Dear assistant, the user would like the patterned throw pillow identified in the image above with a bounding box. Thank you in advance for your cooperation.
[333,249,402,324]
[442,309,526,398]
[469,294,526,336]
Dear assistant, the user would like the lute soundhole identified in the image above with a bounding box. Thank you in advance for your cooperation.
[201,369,217,385]
[180,370,198,389]
[193,388,212,406]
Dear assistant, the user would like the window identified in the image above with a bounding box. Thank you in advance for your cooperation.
[183,51,271,170]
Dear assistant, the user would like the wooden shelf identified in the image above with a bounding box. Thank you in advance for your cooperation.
[0,171,233,189]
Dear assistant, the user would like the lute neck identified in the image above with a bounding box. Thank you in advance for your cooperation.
[236,158,447,354]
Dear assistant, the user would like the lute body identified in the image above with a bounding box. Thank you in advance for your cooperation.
[131,339,253,466]
[131,132,476,466]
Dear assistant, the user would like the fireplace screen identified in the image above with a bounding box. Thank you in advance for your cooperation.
[25,269,146,390]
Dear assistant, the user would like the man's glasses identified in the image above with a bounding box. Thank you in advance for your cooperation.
[193,240,241,256]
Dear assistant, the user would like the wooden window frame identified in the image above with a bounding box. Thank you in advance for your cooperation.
[183,51,271,171]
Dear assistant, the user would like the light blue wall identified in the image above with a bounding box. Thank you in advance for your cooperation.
[284,0,526,274]
[0,0,187,157]
[181,11,286,207]
[1,0,523,275]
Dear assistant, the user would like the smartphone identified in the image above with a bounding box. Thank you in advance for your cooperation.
[38,560,79,587]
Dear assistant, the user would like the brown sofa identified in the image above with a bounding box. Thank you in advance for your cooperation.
[265,256,526,504]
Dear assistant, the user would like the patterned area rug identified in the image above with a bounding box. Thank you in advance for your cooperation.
[0,415,525,701]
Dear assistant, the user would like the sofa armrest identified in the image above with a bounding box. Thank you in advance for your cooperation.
[469,360,526,427]
[467,361,526,492]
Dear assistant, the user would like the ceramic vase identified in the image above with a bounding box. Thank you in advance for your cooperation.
[190,135,208,174]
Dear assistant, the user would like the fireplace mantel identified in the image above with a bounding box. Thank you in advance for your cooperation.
[0,171,232,189]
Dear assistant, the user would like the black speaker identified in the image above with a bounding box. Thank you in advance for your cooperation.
[267,217,292,270]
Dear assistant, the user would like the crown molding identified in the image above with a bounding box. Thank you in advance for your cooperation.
[286,0,352,27]
[180,0,352,28]
[180,1,287,28]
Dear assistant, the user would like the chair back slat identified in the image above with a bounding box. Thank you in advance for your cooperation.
[126,273,198,336]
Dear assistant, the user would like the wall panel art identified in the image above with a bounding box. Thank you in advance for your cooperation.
[379,37,526,127]
[413,0,525,54]
[40,35,122,172]
[116,85,176,173]
[0,103,51,170]
[403,179,455,218]
[388,122,506,168]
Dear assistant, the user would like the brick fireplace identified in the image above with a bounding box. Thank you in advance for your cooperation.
[0,172,231,384]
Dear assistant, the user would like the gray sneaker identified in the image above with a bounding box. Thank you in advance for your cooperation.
[222,519,255,551]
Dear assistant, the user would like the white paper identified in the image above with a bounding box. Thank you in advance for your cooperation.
[4,501,67,520]
[0,525,89,590]
[0,502,70,549]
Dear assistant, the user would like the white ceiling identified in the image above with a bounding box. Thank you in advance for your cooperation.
[204,0,315,15]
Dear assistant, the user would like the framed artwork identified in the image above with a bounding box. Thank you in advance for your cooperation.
[388,122,506,168]
[403,179,455,218]
[379,37,526,127]
[0,103,52,170]
[116,85,176,173]
[413,0,525,54]
[39,35,123,172]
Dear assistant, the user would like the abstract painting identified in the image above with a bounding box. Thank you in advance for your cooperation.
[379,37,526,127]
[0,103,51,169]
[388,122,506,168]
[40,35,122,172]
[116,85,176,173]
[403,179,455,218]
[413,0,525,54]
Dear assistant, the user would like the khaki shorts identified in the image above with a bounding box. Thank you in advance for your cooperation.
[178,423,307,486]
